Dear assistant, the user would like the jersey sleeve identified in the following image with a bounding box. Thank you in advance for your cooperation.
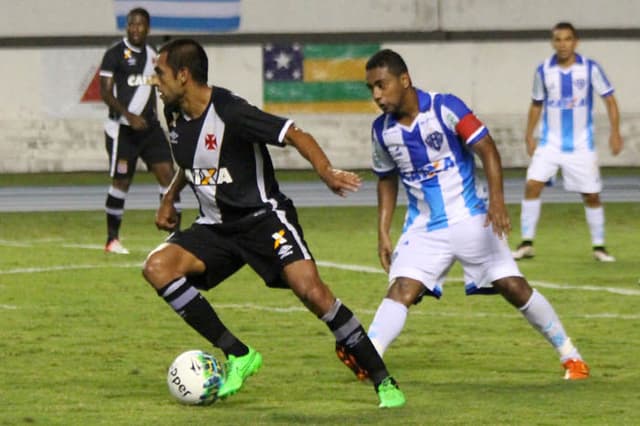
[531,64,546,102]
[227,97,292,147]
[440,94,488,146]
[99,46,118,79]
[371,123,396,176]
[590,60,614,97]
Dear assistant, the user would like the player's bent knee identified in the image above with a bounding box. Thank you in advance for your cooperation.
[387,278,423,307]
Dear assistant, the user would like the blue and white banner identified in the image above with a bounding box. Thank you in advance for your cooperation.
[114,0,241,33]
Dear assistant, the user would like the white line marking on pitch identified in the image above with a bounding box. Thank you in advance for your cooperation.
[0,259,638,298]
[316,261,640,296]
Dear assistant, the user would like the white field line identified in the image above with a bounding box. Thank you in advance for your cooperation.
[316,261,640,296]
[1,259,638,297]
[1,260,639,319]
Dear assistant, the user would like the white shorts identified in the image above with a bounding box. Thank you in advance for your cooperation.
[527,146,602,193]
[389,214,522,298]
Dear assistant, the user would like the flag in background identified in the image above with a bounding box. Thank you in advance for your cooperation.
[263,43,380,114]
[114,0,241,33]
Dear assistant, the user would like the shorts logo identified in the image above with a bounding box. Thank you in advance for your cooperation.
[169,130,179,144]
[277,244,294,259]
[425,132,443,151]
[272,230,287,249]
[116,159,128,174]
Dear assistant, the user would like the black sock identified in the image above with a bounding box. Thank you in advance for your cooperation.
[322,299,389,386]
[105,189,125,242]
[157,277,248,357]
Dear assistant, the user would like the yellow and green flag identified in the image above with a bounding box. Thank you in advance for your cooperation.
[263,43,379,114]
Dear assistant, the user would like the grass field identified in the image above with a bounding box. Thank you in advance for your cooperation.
[1,203,639,425]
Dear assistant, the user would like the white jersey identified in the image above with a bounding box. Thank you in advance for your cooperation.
[371,89,488,232]
[532,53,614,153]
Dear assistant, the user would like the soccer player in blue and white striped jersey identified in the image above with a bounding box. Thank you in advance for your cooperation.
[513,22,623,262]
[356,49,589,381]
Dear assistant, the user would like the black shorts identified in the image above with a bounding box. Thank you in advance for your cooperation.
[167,204,313,290]
[105,121,173,179]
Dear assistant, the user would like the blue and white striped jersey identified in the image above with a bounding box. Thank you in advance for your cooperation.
[371,89,488,232]
[533,53,614,152]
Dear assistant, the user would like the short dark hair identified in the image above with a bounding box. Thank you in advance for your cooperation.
[128,7,150,25]
[365,49,409,77]
[553,22,578,38]
[159,39,209,85]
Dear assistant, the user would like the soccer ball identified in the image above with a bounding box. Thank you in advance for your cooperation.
[167,350,225,405]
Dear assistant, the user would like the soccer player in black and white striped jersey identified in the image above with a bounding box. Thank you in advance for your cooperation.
[141,38,406,408]
[99,7,179,254]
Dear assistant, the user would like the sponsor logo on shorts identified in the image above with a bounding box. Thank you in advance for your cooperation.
[272,230,287,249]
[277,244,294,259]
[116,159,128,175]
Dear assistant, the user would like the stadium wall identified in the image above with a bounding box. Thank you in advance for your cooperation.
[0,0,639,172]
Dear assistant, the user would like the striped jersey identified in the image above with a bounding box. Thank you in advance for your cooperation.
[99,38,159,126]
[533,53,614,152]
[165,86,294,225]
[371,89,488,232]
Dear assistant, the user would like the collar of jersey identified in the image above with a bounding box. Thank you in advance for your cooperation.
[549,53,584,67]
[385,88,432,129]
[123,37,143,53]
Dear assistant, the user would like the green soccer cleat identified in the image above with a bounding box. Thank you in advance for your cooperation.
[218,347,263,399]
[376,377,406,408]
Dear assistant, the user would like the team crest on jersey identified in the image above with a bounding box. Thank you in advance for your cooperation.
[425,132,444,151]
[574,78,586,90]
[204,133,217,150]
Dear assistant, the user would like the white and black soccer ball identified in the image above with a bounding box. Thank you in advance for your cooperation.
[167,350,225,405]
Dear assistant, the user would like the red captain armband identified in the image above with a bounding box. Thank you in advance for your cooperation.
[455,114,484,142]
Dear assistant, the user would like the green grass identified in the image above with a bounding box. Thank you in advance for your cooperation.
[1,204,639,425]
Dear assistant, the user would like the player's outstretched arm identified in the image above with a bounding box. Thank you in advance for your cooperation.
[284,125,362,197]
[156,168,187,231]
[471,135,511,238]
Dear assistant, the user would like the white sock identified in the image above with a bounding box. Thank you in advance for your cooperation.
[585,206,605,246]
[367,298,408,357]
[519,289,581,362]
[520,199,542,241]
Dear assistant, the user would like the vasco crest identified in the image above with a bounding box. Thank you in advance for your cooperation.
[425,132,444,151]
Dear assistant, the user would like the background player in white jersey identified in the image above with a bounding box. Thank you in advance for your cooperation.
[350,49,589,381]
[513,22,623,262]
[99,8,178,254]
[142,39,405,408]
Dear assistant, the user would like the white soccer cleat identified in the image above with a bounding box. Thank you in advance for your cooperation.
[593,247,615,262]
[512,242,534,260]
[105,239,130,254]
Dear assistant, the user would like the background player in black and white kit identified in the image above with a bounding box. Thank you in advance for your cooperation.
[142,39,406,408]
[99,7,178,254]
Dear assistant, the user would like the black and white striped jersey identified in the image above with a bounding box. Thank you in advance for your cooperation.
[165,86,294,225]
[99,37,159,125]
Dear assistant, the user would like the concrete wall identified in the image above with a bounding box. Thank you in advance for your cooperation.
[1,0,636,36]
[0,0,639,172]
